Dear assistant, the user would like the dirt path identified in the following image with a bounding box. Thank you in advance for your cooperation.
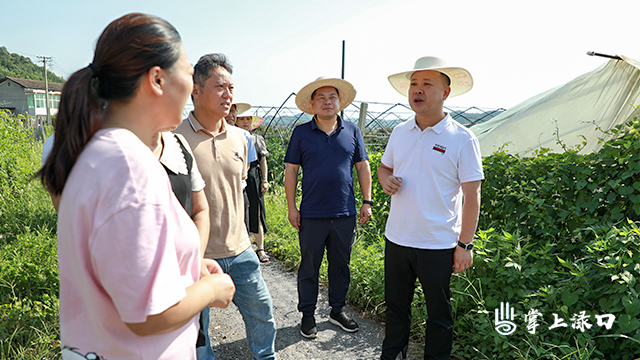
[205,248,385,360]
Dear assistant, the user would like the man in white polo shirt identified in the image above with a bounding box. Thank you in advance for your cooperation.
[378,57,484,360]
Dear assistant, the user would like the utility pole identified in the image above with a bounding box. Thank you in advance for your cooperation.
[37,56,53,126]
[341,40,345,80]
[341,40,345,119]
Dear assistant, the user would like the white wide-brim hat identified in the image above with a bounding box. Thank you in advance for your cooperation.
[233,103,252,115]
[237,115,265,131]
[295,77,356,115]
[388,56,473,98]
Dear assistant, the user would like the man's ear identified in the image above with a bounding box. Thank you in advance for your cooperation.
[443,86,451,101]
[192,82,200,99]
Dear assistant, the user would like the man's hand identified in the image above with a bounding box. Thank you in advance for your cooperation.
[383,175,403,195]
[284,163,301,231]
[260,181,269,194]
[288,207,301,231]
[453,245,473,274]
[359,204,372,225]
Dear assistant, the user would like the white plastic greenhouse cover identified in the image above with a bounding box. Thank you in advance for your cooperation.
[472,55,640,157]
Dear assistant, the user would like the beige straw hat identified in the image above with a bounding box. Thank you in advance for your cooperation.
[237,115,265,131]
[295,77,356,115]
[388,56,473,98]
[233,103,252,115]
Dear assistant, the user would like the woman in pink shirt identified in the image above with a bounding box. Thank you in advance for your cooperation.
[37,13,234,360]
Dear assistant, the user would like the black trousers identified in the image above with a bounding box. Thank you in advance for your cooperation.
[297,216,356,316]
[381,239,455,360]
[243,188,250,233]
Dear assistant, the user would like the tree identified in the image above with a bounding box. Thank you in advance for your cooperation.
[0,46,65,83]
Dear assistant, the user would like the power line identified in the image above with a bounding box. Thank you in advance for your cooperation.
[48,60,71,80]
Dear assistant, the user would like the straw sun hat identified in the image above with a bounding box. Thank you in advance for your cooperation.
[388,56,473,98]
[233,102,264,130]
[237,115,265,131]
[295,77,356,115]
[232,102,252,115]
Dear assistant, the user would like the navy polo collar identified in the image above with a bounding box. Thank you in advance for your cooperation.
[311,115,344,132]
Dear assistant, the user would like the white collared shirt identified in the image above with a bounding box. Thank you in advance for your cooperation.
[380,114,484,249]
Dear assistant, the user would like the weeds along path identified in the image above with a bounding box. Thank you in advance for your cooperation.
[206,246,385,360]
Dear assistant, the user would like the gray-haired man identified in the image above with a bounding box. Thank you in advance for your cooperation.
[175,53,276,360]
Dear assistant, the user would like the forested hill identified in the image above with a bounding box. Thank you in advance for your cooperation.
[0,46,65,83]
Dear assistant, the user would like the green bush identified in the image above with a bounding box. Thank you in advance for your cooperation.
[0,110,60,359]
[481,118,640,241]
[461,116,640,358]
[264,186,302,270]
[264,130,289,187]
[0,231,60,359]
[450,224,640,359]
[265,114,640,359]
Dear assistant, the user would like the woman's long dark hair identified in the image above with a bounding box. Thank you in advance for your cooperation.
[37,13,182,195]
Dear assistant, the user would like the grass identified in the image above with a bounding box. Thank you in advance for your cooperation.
[3,109,640,359]
[264,186,387,318]
[1,111,60,359]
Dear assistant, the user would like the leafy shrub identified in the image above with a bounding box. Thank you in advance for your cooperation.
[0,110,59,359]
[481,117,640,241]
[265,114,640,359]
[0,230,60,359]
[0,111,56,238]
[264,186,302,270]
[264,131,289,187]
[450,223,640,360]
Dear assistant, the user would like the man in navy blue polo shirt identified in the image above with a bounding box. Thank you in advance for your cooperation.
[284,77,373,339]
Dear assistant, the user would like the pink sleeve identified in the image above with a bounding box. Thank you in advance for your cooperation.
[90,204,187,324]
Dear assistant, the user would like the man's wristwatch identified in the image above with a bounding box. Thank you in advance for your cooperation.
[457,241,474,251]
[362,200,374,206]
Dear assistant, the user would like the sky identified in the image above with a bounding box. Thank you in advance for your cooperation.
[2,0,639,110]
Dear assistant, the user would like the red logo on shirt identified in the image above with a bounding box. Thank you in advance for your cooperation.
[433,144,446,154]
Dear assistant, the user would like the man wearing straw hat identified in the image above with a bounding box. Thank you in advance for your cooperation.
[378,57,483,360]
[225,102,251,125]
[175,54,277,360]
[225,102,257,167]
[236,113,270,263]
[284,77,373,339]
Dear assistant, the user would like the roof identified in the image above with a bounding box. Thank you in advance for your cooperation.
[0,76,64,92]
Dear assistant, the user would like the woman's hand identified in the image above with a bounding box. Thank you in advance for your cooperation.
[200,258,224,279]
[202,273,235,309]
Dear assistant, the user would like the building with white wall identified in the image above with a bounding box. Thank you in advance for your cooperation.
[0,77,63,120]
